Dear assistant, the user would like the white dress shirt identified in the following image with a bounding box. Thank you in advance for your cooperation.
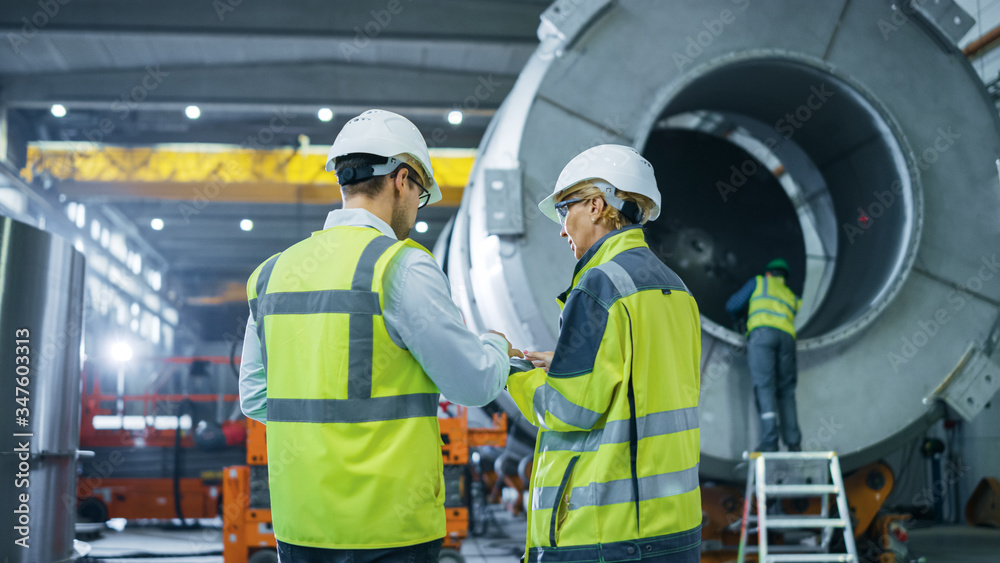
[239,208,510,423]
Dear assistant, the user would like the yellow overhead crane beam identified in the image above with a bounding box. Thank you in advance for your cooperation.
[22,143,474,206]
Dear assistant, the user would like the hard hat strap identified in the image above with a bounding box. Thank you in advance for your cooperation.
[339,157,404,186]
[619,201,643,224]
[594,181,645,225]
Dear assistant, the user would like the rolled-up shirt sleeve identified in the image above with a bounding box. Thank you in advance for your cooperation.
[384,248,509,407]
[239,314,268,423]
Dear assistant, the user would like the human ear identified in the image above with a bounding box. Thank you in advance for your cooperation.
[393,168,408,196]
[590,197,604,219]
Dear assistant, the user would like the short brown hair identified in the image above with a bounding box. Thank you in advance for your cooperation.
[557,183,656,230]
[334,153,391,199]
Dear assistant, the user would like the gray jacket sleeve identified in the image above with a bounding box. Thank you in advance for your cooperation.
[383,247,510,407]
[238,314,268,423]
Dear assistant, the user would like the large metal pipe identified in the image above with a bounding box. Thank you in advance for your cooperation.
[0,217,86,562]
[445,0,1000,478]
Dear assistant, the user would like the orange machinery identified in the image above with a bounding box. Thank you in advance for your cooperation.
[77,357,247,523]
[223,404,507,563]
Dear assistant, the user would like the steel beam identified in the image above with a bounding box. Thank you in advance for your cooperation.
[0,0,543,43]
[24,144,474,206]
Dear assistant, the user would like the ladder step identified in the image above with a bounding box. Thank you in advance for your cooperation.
[766,517,846,529]
[764,484,840,496]
[748,451,835,461]
[745,544,826,553]
[765,554,854,562]
[739,452,858,562]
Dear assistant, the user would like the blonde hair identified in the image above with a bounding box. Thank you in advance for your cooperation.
[557,183,656,230]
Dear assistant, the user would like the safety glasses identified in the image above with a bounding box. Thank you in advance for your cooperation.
[416,184,430,209]
[393,165,431,209]
[554,198,585,225]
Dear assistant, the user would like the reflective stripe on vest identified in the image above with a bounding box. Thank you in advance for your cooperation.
[251,235,424,421]
[532,465,700,510]
[254,253,281,375]
[531,382,604,430]
[348,236,397,399]
[538,406,698,453]
[747,275,797,337]
[267,393,440,423]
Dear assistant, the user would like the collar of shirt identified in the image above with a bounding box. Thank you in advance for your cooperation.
[322,208,396,239]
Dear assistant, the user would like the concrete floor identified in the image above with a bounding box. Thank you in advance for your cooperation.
[77,519,223,563]
[77,508,525,563]
[76,517,998,563]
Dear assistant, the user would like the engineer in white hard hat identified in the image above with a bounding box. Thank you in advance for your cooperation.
[239,109,522,561]
[510,145,702,561]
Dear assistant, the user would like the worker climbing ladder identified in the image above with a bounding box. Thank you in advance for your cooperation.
[737,451,859,563]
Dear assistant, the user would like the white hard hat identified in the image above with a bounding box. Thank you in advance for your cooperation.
[538,144,661,225]
[325,109,441,205]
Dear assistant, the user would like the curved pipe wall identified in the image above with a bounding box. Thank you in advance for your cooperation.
[445,0,1000,478]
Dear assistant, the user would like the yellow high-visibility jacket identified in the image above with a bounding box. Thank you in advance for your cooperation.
[507,225,702,562]
[246,226,445,549]
[746,275,800,338]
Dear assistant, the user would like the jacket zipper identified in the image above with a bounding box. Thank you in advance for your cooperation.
[622,304,641,535]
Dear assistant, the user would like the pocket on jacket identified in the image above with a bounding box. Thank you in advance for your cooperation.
[549,455,579,546]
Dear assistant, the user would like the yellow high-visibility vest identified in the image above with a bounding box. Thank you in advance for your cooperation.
[506,225,702,561]
[747,275,800,338]
[247,226,445,549]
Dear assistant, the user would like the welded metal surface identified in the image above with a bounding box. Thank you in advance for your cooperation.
[0,217,86,562]
[447,0,1000,477]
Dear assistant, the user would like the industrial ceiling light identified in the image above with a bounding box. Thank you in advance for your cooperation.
[185,105,201,119]
[318,107,334,122]
[110,341,133,363]
[50,104,67,117]
[447,110,463,126]
[150,218,164,231]
[415,221,429,233]
[240,219,254,231]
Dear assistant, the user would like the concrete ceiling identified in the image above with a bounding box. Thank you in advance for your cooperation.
[0,0,547,301]
[0,0,544,145]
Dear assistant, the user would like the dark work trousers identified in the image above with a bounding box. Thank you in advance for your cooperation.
[277,538,443,563]
[747,326,801,451]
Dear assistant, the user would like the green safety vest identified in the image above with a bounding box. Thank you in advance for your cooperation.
[746,275,800,338]
[247,226,445,549]
[507,226,702,559]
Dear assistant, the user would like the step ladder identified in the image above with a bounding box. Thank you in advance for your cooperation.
[736,451,858,563]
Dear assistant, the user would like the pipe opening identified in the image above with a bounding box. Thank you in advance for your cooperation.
[640,58,916,347]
